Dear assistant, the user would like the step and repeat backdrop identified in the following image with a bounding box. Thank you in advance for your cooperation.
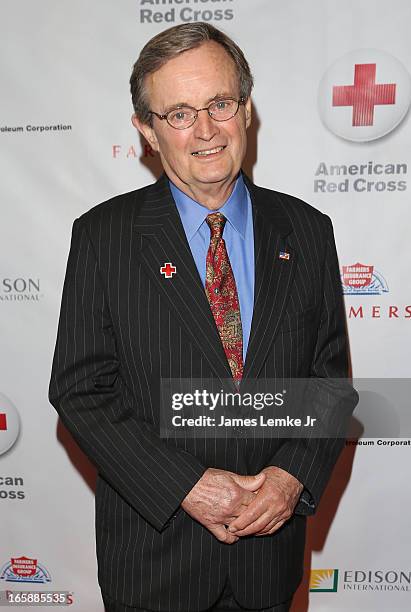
[1,1,410,610]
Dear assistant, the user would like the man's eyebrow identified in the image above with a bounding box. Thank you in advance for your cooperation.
[163,102,187,113]
[205,92,235,104]
[162,93,235,113]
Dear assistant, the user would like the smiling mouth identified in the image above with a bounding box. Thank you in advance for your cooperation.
[191,145,226,156]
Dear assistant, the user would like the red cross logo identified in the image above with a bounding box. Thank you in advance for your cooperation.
[333,63,396,126]
[160,262,176,278]
[0,413,7,430]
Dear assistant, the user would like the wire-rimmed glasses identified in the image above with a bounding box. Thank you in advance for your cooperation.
[149,97,246,129]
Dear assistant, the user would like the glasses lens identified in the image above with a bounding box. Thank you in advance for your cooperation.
[209,99,238,121]
[167,107,196,129]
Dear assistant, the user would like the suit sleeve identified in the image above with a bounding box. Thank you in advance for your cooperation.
[266,215,358,515]
[49,218,206,531]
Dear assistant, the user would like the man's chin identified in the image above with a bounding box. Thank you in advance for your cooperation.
[195,168,239,187]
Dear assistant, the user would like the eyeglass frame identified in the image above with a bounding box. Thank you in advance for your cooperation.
[148,97,246,129]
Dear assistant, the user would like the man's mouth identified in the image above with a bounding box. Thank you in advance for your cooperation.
[191,145,226,157]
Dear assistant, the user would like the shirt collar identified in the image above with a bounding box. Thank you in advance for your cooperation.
[169,174,248,241]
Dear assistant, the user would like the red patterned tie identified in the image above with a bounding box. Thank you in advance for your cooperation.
[205,213,243,381]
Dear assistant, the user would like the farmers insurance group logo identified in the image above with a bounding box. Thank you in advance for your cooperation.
[342,263,389,296]
[0,393,20,456]
[0,557,51,583]
[318,49,411,141]
[341,264,410,319]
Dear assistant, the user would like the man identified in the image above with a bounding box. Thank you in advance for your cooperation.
[49,23,356,612]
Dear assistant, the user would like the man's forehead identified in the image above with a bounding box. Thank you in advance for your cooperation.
[158,40,234,71]
[146,41,238,107]
[160,92,235,113]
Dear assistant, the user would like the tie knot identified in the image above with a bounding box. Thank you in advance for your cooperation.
[206,213,226,239]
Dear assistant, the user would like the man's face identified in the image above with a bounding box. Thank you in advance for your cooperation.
[133,41,251,204]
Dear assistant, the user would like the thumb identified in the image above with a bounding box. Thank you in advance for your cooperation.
[209,524,239,544]
[231,472,266,491]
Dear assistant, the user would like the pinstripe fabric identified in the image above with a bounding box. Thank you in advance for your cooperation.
[49,173,356,611]
[103,579,291,611]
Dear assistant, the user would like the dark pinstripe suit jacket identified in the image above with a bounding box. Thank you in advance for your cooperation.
[49,173,355,611]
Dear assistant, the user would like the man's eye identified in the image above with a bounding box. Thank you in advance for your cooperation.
[214,99,235,112]
[170,109,190,122]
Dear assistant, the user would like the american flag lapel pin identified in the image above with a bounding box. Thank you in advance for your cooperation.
[279,251,290,260]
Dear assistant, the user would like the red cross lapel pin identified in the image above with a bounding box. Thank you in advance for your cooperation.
[160,262,177,278]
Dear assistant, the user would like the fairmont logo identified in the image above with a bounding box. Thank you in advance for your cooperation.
[112,144,155,159]
[318,49,411,142]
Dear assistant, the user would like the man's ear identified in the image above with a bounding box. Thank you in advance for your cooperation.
[131,113,159,151]
[244,98,252,129]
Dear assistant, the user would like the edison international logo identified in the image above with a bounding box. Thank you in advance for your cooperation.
[341,263,389,296]
[311,568,411,593]
[0,557,51,583]
[318,49,411,142]
[0,277,43,302]
[310,569,339,592]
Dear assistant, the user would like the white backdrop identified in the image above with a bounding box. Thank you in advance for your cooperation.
[1,1,410,610]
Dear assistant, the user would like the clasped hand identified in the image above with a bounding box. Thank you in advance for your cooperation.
[181,467,303,544]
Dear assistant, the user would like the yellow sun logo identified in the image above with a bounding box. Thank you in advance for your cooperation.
[310,569,339,592]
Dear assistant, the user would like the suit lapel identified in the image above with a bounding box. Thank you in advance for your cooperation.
[242,177,296,382]
[133,174,297,384]
[133,175,233,381]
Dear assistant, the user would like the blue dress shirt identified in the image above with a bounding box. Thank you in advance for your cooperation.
[170,175,255,363]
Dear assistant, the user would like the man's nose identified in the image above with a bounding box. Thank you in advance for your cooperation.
[193,109,219,140]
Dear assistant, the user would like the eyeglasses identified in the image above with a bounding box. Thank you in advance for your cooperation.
[149,97,246,130]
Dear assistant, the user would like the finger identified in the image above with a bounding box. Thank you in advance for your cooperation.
[243,512,289,537]
[231,472,266,492]
[215,490,257,524]
[265,519,286,535]
[228,498,269,532]
[255,516,280,536]
[230,510,274,537]
[235,502,255,516]
[224,504,251,523]
[209,524,239,544]
[255,519,277,535]
[211,497,255,525]
[235,490,258,509]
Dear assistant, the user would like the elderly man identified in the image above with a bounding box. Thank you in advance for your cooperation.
[49,22,355,612]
